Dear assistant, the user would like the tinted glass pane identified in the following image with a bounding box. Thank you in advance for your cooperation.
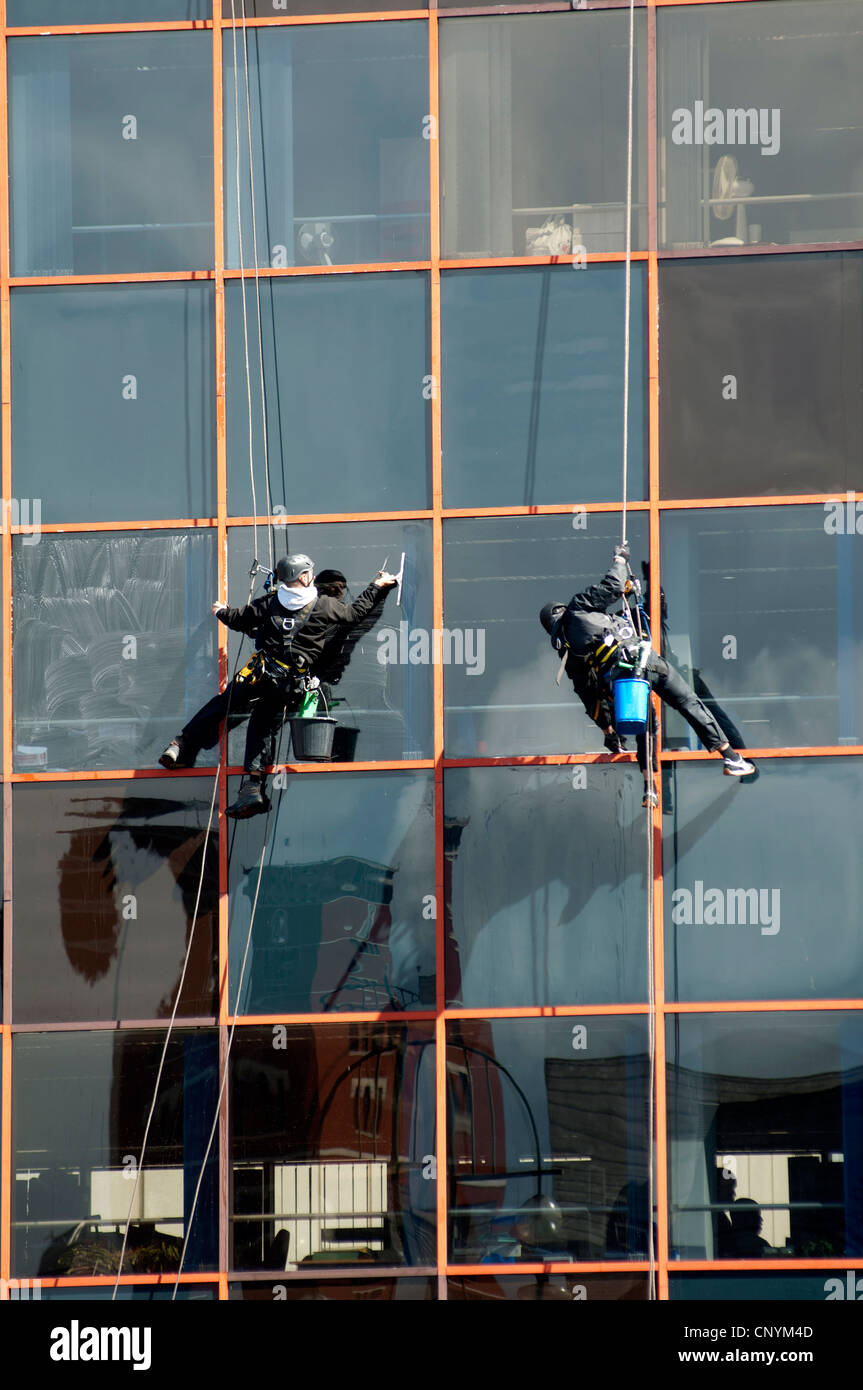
[659,255,863,499]
[445,766,648,1009]
[664,758,863,1003]
[441,265,647,509]
[447,1017,650,1263]
[230,1024,435,1269]
[223,0,407,13]
[443,512,649,758]
[226,275,431,518]
[12,285,216,524]
[9,35,213,275]
[440,12,647,258]
[229,1278,436,1299]
[449,1275,649,1300]
[8,2,209,19]
[228,771,434,1014]
[227,522,434,762]
[13,531,218,772]
[224,24,429,269]
[13,781,218,1025]
[658,1,863,250]
[42,1284,218,1300]
[668,1012,863,1261]
[671,1272,858,1301]
[13,1030,218,1277]
[660,506,863,750]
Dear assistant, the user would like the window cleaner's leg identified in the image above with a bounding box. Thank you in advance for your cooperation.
[159,679,249,769]
[226,683,280,818]
[647,656,755,778]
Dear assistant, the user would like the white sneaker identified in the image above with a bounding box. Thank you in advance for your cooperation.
[722,751,755,777]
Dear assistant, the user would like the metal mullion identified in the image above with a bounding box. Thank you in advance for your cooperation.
[6,21,213,37]
[0,0,13,1299]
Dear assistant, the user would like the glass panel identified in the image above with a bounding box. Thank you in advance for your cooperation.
[447,1017,651,1264]
[8,2,209,20]
[671,1272,858,1301]
[667,1012,863,1261]
[227,522,434,762]
[660,506,863,751]
[13,780,218,1025]
[664,758,863,1003]
[42,1284,218,1300]
[443,512,649,758]
[441,265,647,509]
[226,274,431,518]
[8,34,213,276]
[658,0,863,250]
[449,1274,649,1301]
[223,0,408,13]
[440,12,647,259]
[13,1030,218,1277]
[659,254,863,500]
[230,1023,435,1270]
[12,285,216,524]
[227,771,434,1015]
[12,530,218,772]
[229,1278,436,1299]
[223,24,429,269]
[445,765,648,1009]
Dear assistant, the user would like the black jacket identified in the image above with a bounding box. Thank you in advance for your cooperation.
[559,555,633,657]
[218,581,389,673]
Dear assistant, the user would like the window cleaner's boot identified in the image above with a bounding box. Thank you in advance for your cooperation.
[721,749,755,778]
[159,735,197,770]
[226,775,270,819]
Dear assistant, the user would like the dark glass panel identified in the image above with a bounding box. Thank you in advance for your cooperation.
[449,1274,649,1301]
[12,285,216,524]
[224,24,429,268]
[659,506,863,750]
[223,0,408,13]
[230,1024,435,1270]
[658,1,863,250]
[670,1271,859,1301]
[663,758,863,1003]
[227,771,434,1015]
[226,274,430,518]
[659,255,863,499]
[229,1278,436,1299]
[13,780,218,1025]
[227,522,434,762]
[667,1012,863,1261]
[8,1,209,20]
[441,265,647,508]
[445,765,648,1008]
[41,1284,218,1300]
[443,512,649,758]
[13,1030,218,1278]
[447,1016,651,1264]
[440,11,647,258]
[12,531,218,772]
[8,34,213,275]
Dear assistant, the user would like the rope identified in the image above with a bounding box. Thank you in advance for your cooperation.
[620,0,636,547]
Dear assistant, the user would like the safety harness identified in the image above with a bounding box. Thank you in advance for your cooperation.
[235,597,317,689]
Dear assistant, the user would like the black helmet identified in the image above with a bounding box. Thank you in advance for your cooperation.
[539,602,565,635]
[275,554,314,583]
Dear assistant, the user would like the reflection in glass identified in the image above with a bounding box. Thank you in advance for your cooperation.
[658,1,863,250]
[13,782,218,1025]
[227,524,434,763]
[230,1024,435,1270]
[228,772,434,1015]
[226,275,430,518]
[668,1013,863,1261]
[12,531,218,772]
[13,1030,218,1278]
[222,0,408,13]
[8,1,209,20]
[449,1275,649,1300]
[230,1278,435,1299]
[12,285,216,524]
[42,1284,218,1300]
[440,12,647,258]
[447,1017,651,1264]
[670,1272,854,1301]
[660,507,863,750]
[441,265,647,509]
[443,512,649,758]
[224,24,429,269]
[664,758,863,1004]
[8,34,213,275]
[445,766,647,1009]
[659,255,863,499]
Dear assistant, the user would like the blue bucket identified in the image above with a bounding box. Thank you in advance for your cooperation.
[613,677,650,734]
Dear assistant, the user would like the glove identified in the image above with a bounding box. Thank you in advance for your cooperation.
[613,542,630,563]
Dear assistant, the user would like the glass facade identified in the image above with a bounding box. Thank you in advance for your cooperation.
[0,0,858,1305]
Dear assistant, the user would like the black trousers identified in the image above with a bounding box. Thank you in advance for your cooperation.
[180,674,300,775]
[629,653,727,776]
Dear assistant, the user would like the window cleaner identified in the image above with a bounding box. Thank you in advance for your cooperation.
[539,543,755,808]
